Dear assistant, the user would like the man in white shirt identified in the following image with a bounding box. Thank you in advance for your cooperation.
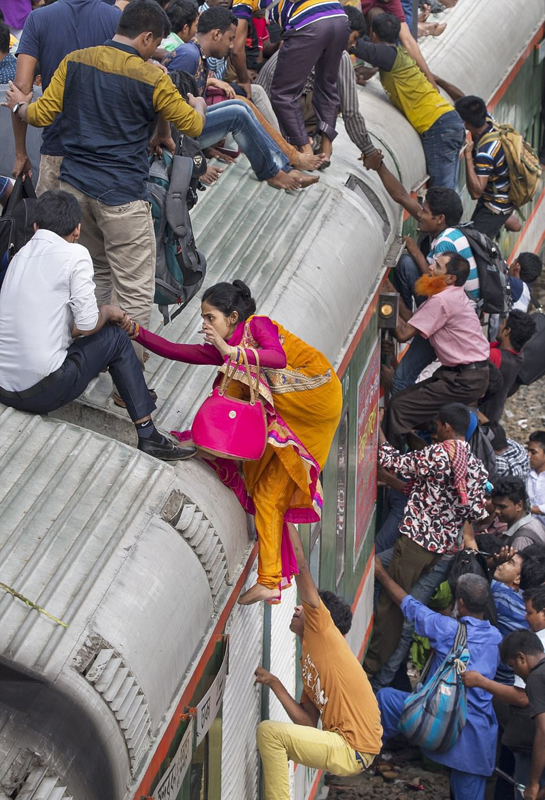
[0,190,194,462]
[528,432,545,527]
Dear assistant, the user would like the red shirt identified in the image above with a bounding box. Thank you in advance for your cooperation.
[360,0,405,23]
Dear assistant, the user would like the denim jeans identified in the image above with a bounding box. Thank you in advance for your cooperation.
[375,489,407,554]
[0,326,155,423]
[200,99,290,181]
[372,552,453,689]
[421,110,466,189]
[391,253,424,310]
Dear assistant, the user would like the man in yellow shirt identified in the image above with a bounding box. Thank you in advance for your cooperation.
[255,524,382,800]
[354,12,465,189]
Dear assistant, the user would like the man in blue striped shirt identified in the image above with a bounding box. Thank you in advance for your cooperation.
[374,178,481,392]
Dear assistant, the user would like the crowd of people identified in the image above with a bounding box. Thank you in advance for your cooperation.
[0,0,544,798]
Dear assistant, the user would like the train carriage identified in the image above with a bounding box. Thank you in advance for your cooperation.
[0,1,544,798]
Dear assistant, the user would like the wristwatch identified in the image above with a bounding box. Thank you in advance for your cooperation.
[12,102,22,116]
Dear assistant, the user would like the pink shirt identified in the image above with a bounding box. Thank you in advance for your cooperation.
[410,286,489,367]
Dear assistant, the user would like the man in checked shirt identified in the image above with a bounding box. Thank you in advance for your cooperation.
[364,402,489,678]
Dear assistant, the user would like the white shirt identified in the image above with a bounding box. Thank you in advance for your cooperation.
[527,469,545,527]
[514,628,545,688]
[0,229,98,392]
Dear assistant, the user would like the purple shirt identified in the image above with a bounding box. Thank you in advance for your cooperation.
[1,0,32,30]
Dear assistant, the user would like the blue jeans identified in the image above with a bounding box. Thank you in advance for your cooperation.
[399,0,413,31]
[390,254,436,393]
[375,489,407,554]
[0,325,155,422]
[421,110,466,189]
[200,99,290,181]
[378,688,486,800]
[372,553,453,689]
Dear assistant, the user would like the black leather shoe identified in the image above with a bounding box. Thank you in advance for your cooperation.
[137,436,197,462]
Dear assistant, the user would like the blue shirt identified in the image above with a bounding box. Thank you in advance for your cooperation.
[16,0,120,156]
[490,580,528,637]
[167,41,208,96]
[401,595,502,776]
[0,176,10,202]
[0,53,17,83]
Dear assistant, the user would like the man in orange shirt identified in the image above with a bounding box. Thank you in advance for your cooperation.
[255,525,382,800]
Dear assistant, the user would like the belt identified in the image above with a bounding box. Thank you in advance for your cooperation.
[0,365,65,400]
[441,360,488,373]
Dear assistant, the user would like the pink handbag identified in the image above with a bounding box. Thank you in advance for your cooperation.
[191,347,268,460]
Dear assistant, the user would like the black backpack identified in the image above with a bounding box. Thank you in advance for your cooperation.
[0,175,37,288]
[457,223,510,315]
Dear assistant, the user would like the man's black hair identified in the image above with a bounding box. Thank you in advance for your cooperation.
[529,431,545,451]
[344,5,366,36]
[455,573,491,614]
[442,251,470,286]
[523,585,545,613]
[520,553,545,592]
[166,0,198,33]
[426,186,463,228]
[517,252,543,285]
[475,532,505,556]
[491,476,528,507]
[436,402,470,437]
[34,190,82,237]
[117,0,171,39]
[197,6,237,33]
[0,21,9,55]
[505,309,536,352]
[489,422,508,452]
[319,590,352,635]
[372,12,400,43]
[455,96,488,129]
[499,629,544,663]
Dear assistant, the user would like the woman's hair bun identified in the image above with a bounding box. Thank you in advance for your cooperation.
[233,279,252,300]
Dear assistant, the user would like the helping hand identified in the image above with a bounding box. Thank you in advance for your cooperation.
[2,81,33,112]
[461,670,482,689]
[403,235,419,256]
[493,545,516,566]
[363,150,384,171]
[254,667,277,687]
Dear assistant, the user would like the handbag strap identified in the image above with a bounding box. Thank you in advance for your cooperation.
[218,345,262,405]
[418,621,467,686]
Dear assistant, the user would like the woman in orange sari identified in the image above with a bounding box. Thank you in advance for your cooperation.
[125,280,342,604]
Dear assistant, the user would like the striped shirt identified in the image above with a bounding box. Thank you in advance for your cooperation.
[496,439,530,479]
[428,227,480,305]
[256,50,376,156]
[473,120,514,214]
[232,0,346,31]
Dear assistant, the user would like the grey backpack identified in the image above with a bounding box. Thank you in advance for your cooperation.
[147,150,207,325]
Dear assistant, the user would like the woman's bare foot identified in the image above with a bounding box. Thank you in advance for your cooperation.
[292,151,326,171]
[267,171,319,191]
[238,583,280,605]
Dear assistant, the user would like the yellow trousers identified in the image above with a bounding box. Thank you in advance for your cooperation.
[256,720,373,800]
[250,450,295,590]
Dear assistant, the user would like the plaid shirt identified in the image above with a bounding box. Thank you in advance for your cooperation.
[379,442,488,554]
[495,439,529,479]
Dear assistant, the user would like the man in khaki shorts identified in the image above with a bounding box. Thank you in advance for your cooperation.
[254,524,382,799]
[6,0,205,368]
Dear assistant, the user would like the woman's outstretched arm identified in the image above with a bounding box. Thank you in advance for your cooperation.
[135,326,224,365]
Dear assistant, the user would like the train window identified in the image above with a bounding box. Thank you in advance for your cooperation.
[345,175,391,239]
[335,409,349,588]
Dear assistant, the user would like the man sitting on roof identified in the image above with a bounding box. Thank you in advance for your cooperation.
[0,191,195,463]
[166,6,320,190]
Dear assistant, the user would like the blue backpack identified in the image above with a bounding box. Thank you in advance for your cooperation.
[147,148,207,325]
[398,622,469,753]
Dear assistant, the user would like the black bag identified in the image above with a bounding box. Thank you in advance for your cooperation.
[0,175,37,288]
[447,549,498,626]
[515,294,545,386]
[457,223,510,315]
